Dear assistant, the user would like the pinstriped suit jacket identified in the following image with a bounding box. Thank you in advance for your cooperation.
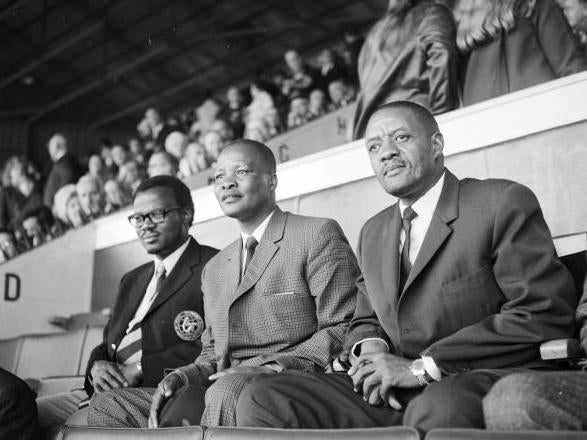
[178,207,359,384]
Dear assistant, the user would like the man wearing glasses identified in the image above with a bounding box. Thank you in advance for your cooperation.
[37,175,217,429]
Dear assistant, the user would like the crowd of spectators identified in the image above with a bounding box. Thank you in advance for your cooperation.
[1,0,586,265]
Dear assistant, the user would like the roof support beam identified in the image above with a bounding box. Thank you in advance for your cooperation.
[0,21,103,91]
[27,44,167,123]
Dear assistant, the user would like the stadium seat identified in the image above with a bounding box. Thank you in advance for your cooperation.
[14,328,87,380]
[59,426,204,440]
[204,427,419,440]
[0,334,23,373]
[424,428,587,439]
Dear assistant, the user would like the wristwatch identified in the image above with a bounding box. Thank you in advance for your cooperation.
[409,358,430,387]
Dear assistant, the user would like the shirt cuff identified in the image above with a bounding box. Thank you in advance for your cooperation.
[351,337,390,358]
[422,355,442,381]
[169,369,189,386]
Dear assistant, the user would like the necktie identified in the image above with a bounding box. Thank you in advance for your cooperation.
[399,206,417,291]
[243,236,258,275]
[116,264,166,365]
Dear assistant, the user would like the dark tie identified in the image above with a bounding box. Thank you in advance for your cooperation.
[399,206,417,291]
[243,236,258,275]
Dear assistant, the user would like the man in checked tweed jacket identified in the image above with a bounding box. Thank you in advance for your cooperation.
[88,139,359,428]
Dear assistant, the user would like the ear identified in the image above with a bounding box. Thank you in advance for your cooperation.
[431,132,444,158]
[268,173,278,191]
[182,207,194,227]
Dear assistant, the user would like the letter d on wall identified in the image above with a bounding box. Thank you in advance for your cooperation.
[4,273,21,301]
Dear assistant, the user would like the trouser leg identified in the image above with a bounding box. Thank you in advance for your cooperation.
[36,389,87,427]
[87,387,155,428]
[236,372,409,428]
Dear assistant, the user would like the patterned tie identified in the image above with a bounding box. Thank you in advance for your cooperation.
[399,206,417,291]
[116,264,166,365]
[243,236,258,275]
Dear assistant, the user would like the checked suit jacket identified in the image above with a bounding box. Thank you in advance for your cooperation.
[177,208,360,384]
[346,170,577,374]
[84,237,217,395]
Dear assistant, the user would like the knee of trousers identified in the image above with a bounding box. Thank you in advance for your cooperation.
[482,373,540,428]
[204,373,250,406]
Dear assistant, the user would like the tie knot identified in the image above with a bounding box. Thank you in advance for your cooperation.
[245,236,258,251]
[155,264,166,278]
[403,206,417,223]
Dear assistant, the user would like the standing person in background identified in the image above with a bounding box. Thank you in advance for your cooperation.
[352,0,458,139]
[453,0,587,106]
[43,133,84,207]
[281,50,319,100]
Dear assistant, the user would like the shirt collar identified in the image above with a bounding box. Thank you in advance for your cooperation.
[240,209,275,248]
[153,237,191,276]
[399,172,445,219]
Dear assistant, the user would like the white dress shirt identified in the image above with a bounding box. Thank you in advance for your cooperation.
[124,237,191,334]
[354,173,446,381]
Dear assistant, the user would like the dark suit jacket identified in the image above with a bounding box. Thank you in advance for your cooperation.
[84,238,217,395]
[346,170,577,374]
[178,208,359,383]
[0,368,39,440]
[43,153,84,207]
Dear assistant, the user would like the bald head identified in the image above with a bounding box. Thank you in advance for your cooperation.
[221,139,276,175]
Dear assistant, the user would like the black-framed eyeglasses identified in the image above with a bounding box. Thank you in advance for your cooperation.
[128,207,183,227]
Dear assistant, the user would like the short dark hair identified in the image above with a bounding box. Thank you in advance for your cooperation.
[372,101,439,135]
[133,175,194,215]
[223,139,277,174]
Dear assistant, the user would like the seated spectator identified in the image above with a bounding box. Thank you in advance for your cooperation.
[211,118,235,143]
[352,0,459,139]
[111,145,129,169]
[147,151,179,178]
[179,142,210,177]
[128,137,146,164]
[0,158,27,230]
[38,176,218,431]
[287,95,312,129]
[0,367,39,440]
[244,81,281,142]
[453,0,587,106]
[317,48,348,91]
[104,179,132,212]
[87,140,359,429]
[308,88,328,119]
[16,172,43,214]
[235,102,576,434]
[77,175,106,221]
[53,184,86,230]
[328,79,354,111]
[281,49,319,99]
[222,86,246,137]
[0,228,19,263]
[483,272,587,431]
[342,29,364,83]
[100,145,118,177]
[43,133,84,207]
[202,130,224,164]
[88,154,109,185]
[196,99,222,136]
[164,131,188,160]
[119,159,144,194]
[20,206,57,249]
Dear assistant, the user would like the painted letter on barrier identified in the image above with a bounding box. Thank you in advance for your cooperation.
[4,273,21,301]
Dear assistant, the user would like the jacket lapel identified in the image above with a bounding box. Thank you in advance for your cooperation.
[230,208,285,305]
[113,264,153,342]
[400,171,459,298]
[148,238,201,314]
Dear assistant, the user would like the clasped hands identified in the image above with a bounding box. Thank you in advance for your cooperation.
[346,341,421,409]
[90,360,142,393]
[148,365,275,428]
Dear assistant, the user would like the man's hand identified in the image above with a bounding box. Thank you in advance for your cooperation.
[90,360,128,393]
[120,362,142,387]
[351,339,388,366]
[148,372,184,428]
[348,352,421,409]
[208,366,275,381]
